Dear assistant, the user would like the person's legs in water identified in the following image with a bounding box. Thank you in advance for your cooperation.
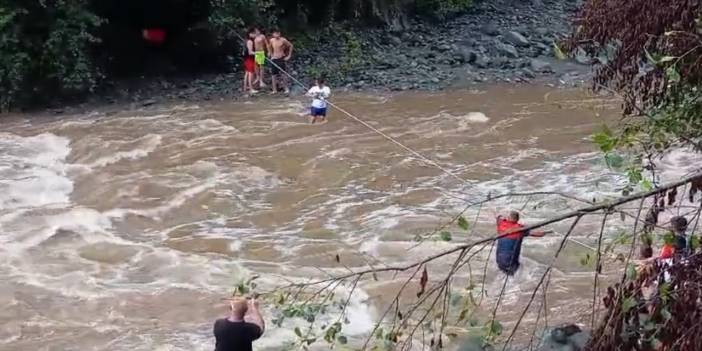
[311,106,327,124]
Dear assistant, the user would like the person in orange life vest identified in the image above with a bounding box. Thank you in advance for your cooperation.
[495,211,546,275]
[641,216,689,263]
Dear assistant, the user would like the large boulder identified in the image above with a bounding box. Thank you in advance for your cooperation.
[539,324,591,351]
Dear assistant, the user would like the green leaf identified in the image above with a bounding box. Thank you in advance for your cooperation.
[659,282,672,302]
[604,153,624,169]
[622,297,637,313]
[337,336,348,345]
[294,327,303,337]
[580,253,592,267]
[439,231,453,241]
[375,328,384,340]
[484,320,503,336]
[690,235,700,251]
[553,42,567,60]
[640,179,653,191]
[666,66,681,83]
[659,55,676,63]
[626,264,637,280]
[593,131,615,152]
[458,308,470,322]
[450,293,462,306]
[457,216,469,231]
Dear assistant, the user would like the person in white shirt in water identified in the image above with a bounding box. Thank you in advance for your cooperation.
[306,77,331,124]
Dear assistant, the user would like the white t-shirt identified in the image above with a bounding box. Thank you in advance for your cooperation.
[307,85,331,109]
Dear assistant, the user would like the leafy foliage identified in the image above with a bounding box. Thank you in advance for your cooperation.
[567,0,701,114]
[414,0,472,20]
[590,254,702,350]
[0,0,103,109]
[572,0,702,201]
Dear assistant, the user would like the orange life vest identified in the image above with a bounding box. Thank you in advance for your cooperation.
[497,218,525,240]
[659,244,675,259]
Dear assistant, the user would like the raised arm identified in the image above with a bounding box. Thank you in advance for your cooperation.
[245,298,265,334]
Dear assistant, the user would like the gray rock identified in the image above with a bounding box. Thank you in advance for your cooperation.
[505,31,530,46]
[455,48,478,64]
[482,23,500,36]
[538,325,590,351]
[474,54,491,68]
[535,27,550,36]
[530,58,553,72]
[574,47,592,65]
[496,43,519,58]
[141,99,157,106]
[570,331,590,349]
[522,68,536,78]
[457,38,477,48]
[388,35,402,46]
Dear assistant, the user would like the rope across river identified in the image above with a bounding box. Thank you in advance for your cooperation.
[230,29,613,253]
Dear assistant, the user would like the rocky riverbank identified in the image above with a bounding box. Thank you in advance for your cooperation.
[76,0,588,109]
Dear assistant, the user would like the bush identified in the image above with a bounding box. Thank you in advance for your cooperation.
[414,0,472,20]
[0,0,103,110]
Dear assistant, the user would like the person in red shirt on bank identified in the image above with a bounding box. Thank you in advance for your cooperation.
[495,211,547,275]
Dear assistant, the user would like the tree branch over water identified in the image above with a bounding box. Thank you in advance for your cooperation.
[249,171,702,350]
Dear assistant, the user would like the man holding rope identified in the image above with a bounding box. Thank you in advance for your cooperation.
[496,211,547,275]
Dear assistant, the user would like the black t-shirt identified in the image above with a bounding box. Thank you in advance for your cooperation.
[214,318,263,351]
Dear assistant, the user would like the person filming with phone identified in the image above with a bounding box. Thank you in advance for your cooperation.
[213,297,265,351]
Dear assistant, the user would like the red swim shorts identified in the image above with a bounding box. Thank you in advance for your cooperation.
[243,56,256,73]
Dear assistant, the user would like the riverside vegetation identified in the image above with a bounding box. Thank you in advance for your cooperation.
[1,0,586,110]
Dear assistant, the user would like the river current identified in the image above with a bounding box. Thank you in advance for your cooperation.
[2,85,699,350]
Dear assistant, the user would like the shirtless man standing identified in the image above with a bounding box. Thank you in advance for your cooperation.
[252,28,269,89]
[268,29,294,94]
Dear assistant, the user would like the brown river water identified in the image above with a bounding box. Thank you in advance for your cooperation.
[1,85,699,351]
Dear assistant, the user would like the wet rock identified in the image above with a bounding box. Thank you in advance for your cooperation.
[482,23,500,36]
[474,54,491,68]
[505,31,530,46]
[141,99,157,106]
[521,68,536,78]
[574,47,592,65]
[455,48,478,64]
[388,35,402,46]
[530,58,553,72]
[438,44,452,52]
[496,43,519,58]
[535,27,551,36]
[539,324,590,351]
